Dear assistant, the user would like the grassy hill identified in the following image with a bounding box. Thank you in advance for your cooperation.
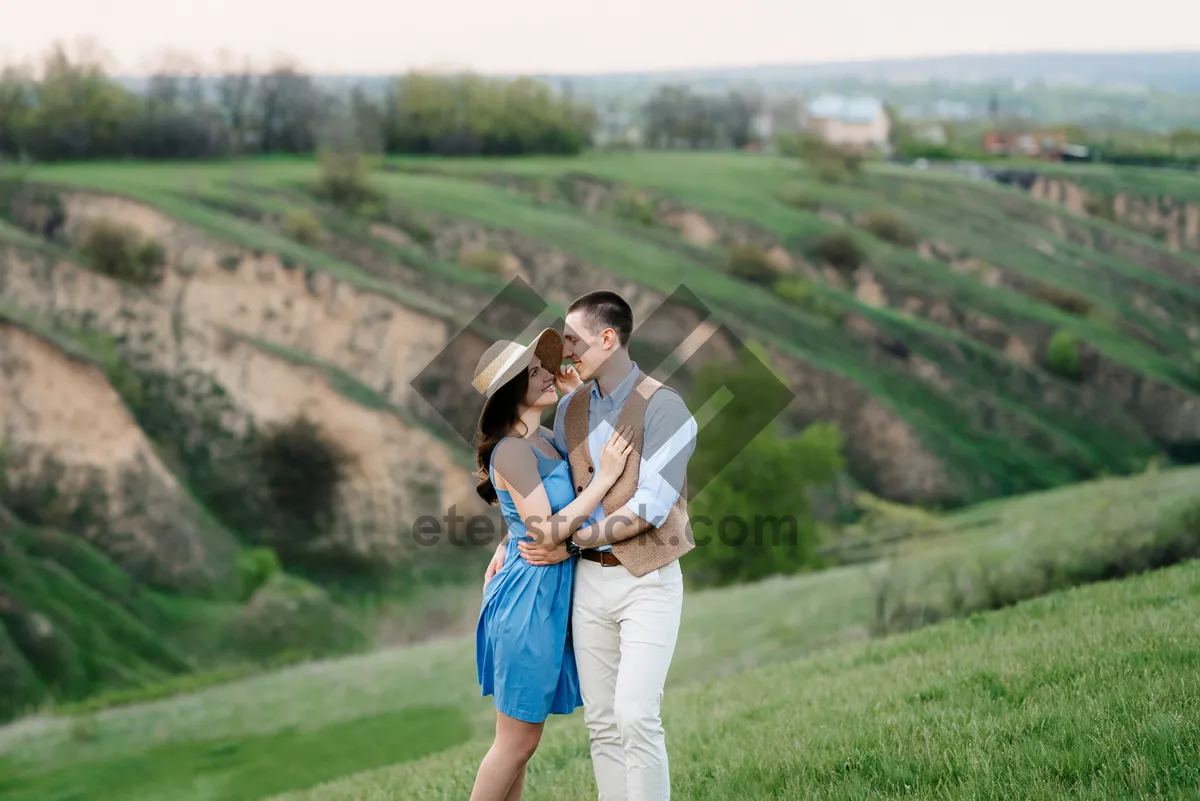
[0,466,1196,800]
[13,153,1200,500]
[2,149,1200,722]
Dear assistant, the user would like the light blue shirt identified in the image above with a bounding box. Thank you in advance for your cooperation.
[553,363,698,551]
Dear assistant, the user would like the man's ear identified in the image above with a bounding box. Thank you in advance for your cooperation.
[603,328,618,350]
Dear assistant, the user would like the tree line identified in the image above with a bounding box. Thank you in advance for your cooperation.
[640,84,764,150]
[0,43,597,162]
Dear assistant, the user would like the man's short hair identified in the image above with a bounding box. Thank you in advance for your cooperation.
[567,291,633,347]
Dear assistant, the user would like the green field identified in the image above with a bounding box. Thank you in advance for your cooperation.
[1,467,1198,800]
[287,560,1200,801]
[4,150,1200,797]
[12,152,1200,503]
[0,462,1195,801]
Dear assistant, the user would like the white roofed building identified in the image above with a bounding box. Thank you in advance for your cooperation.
[805,94,891,152]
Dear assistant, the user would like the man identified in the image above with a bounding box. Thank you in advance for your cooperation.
[486,290,698,801]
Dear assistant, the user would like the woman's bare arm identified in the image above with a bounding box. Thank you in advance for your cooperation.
[493,429,631,546]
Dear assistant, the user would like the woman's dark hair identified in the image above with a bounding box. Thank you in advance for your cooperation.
[475,369,532,505]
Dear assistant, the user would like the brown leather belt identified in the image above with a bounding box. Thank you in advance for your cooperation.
[580,549,622,567]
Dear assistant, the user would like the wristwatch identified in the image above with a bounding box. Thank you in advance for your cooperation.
[564,538,582,558]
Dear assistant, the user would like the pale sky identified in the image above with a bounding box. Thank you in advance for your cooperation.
[3,0,1200,76]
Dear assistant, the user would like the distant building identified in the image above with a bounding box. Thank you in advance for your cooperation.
[805,94,891,151]
[982,128,1069,158]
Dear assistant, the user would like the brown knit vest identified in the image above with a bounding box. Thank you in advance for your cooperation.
[563,374,695,578]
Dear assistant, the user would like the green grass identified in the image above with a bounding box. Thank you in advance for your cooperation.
[0,706,471,801]
[10,166,460,325]
[1034,161,1200,204]
[868,169,1200,325]
[367,157,1182,494]
[15,155,1200,504]
[1,467,1196,801]
[5,153,1200,790]
[283,559,1200,801]
[0,219,50,250]
[0,522,230,719]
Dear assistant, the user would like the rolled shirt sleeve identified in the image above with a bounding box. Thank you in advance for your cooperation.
[627,390,697,528]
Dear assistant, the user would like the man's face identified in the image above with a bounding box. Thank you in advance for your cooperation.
[563,309,614,382]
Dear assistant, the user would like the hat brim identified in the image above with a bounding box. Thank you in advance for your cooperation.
[479,328,565,426]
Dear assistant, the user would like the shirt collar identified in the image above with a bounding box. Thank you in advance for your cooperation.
[590,362,641,407]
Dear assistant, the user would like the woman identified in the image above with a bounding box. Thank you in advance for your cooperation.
[469,328,632,801]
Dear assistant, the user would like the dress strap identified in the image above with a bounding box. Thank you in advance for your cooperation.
[540,430,565,457]
[491,433,556,486]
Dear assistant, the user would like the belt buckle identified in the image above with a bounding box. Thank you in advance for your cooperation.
[583,549,619,567]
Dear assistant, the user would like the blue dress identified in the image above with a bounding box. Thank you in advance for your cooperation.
[476,434,583,723]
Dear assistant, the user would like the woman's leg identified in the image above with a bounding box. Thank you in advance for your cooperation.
[469,710,544,801]
[503,765,527,801]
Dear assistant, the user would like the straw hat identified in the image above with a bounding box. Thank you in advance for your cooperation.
[472,327,564,404]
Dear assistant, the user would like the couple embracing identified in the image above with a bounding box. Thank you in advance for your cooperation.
[469,291,698,801]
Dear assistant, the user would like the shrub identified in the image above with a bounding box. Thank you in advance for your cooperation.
[815,161,849,185]
[613,191,657,227]
[1046,330,1082,380]
[69,713,99,743]
[281,210,325,246]
[232,575,366,661]
[725,243,781,287]
[870,491,1200,638]
[77,220,166,285]
[688,423,845,587]
[1084,194,1116,221]
[359,200,387,222]
[781,133,863,171]
[779,188,821,212]
[0,602,78,697]
[1160,491,1200,529]
[236,547,282,602]
[1029,282,1093,316]
[254,417,350,540]
[387,205,435,247]
[0,611,46,722]
[685,346,844,587]
[11,185,67,241]
[137,239,166,271]
[809,230,864,275]
[773,278,844,324]
[861,211,917,248]
[841,151,864,173]
[774,132,808,159]
[459,245,507,275]
[313,151,382,212]
[780,132,863,182]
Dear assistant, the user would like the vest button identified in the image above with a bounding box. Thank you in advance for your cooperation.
[588,466,593,473]
[576,486,583,492]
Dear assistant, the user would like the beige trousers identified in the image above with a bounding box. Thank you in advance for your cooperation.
[572,558,684,801]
